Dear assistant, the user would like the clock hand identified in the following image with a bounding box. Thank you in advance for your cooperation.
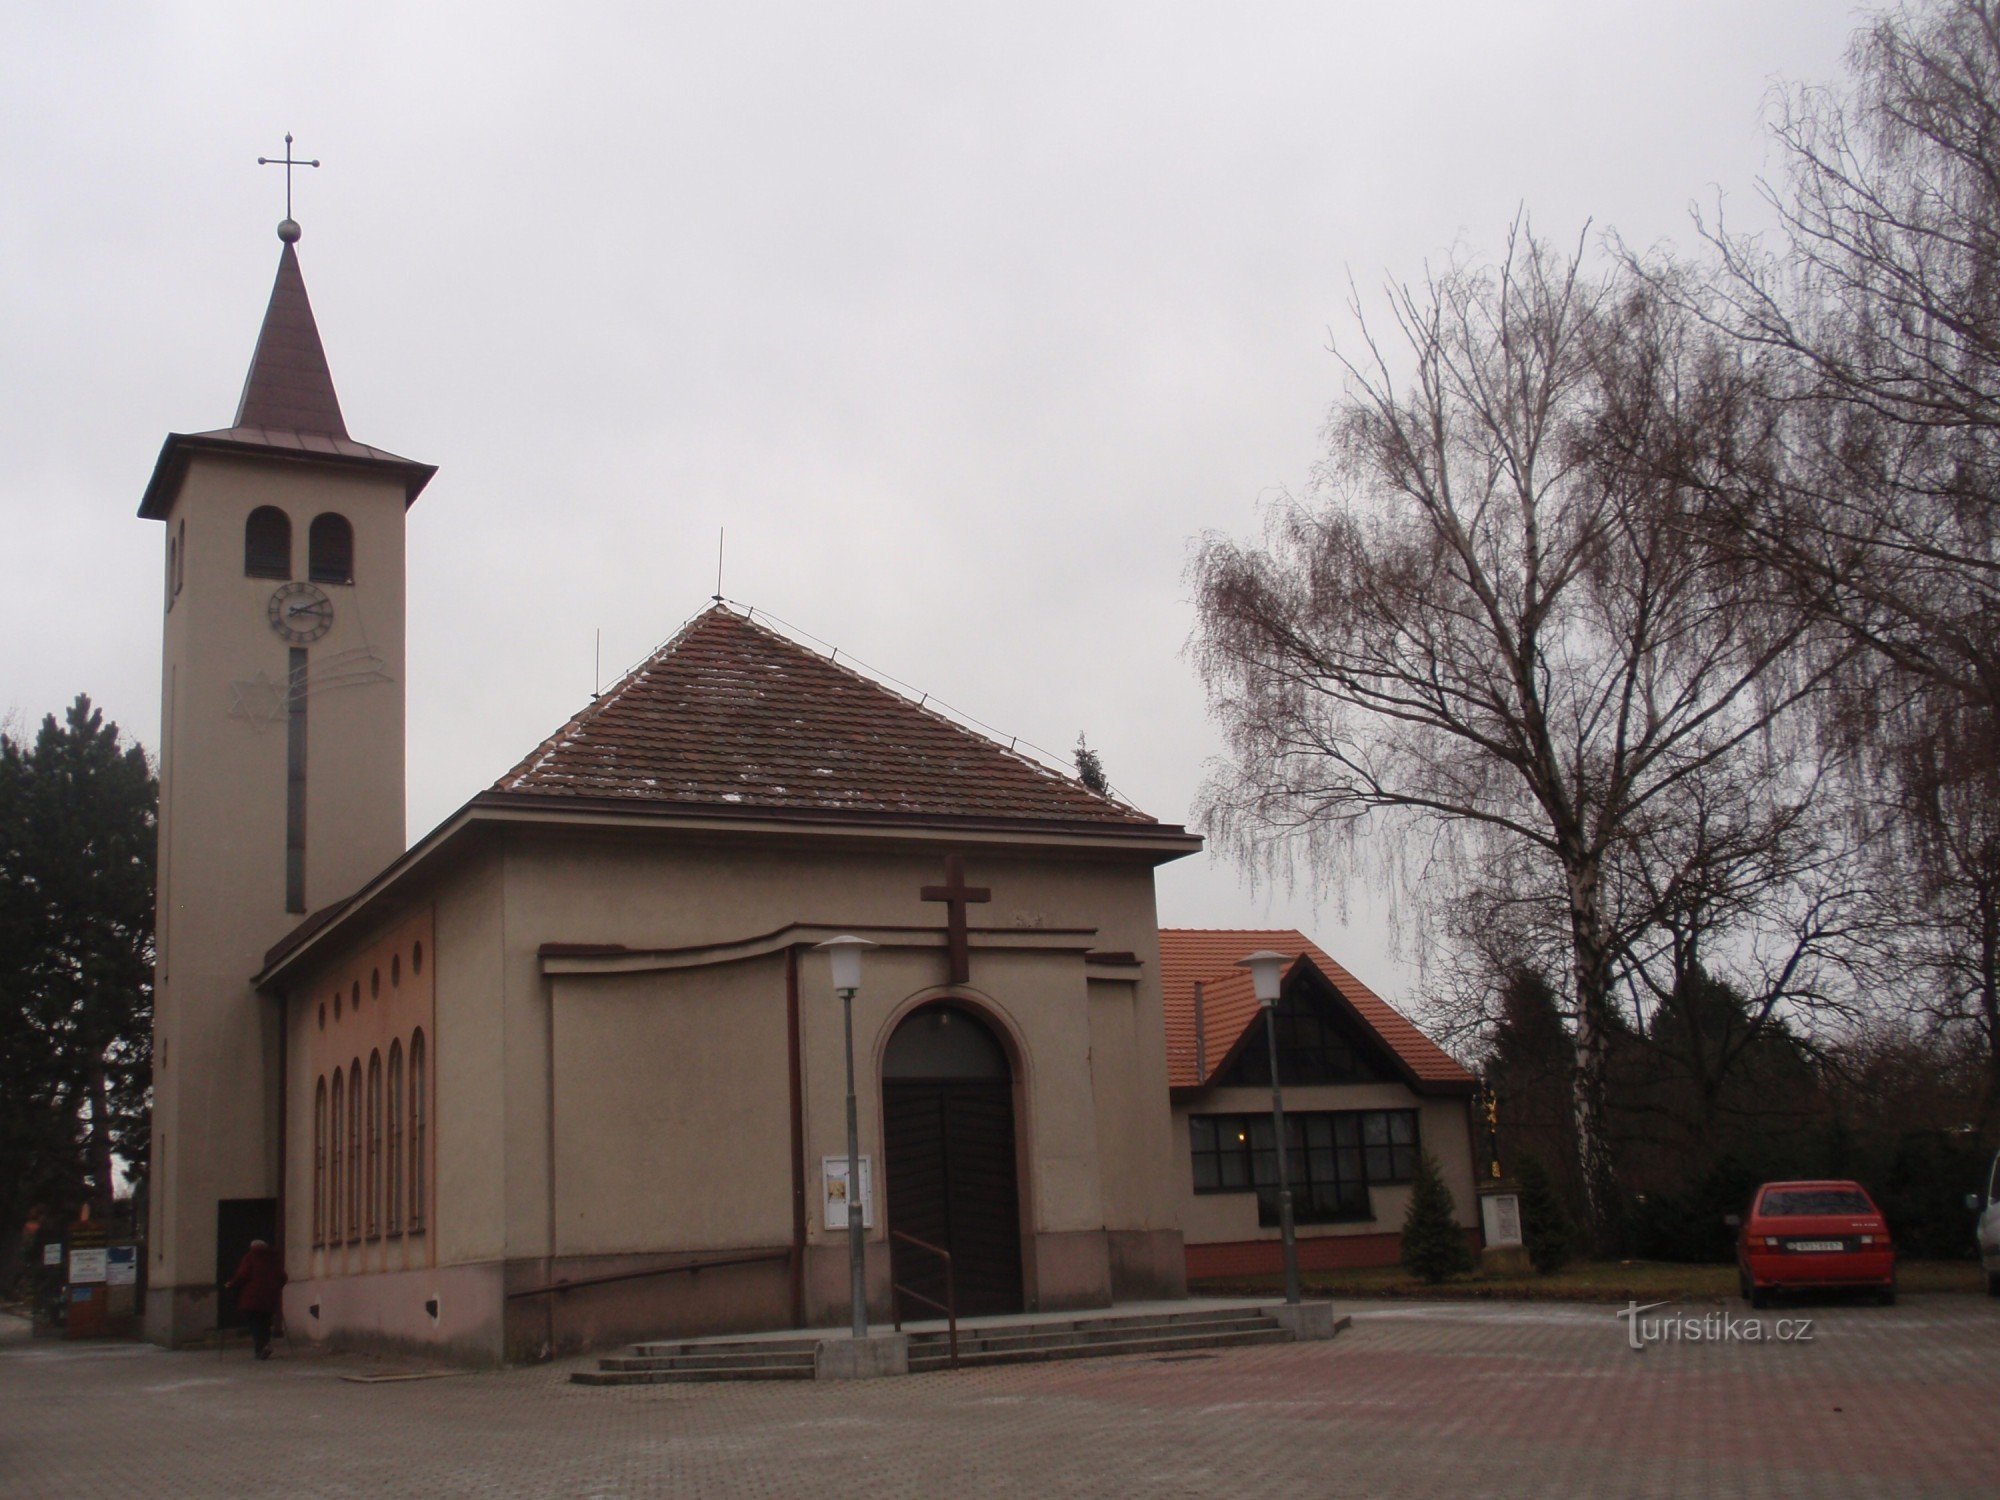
[287,601,330,619]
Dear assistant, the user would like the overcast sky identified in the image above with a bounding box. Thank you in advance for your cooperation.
[2,1,1866,1012]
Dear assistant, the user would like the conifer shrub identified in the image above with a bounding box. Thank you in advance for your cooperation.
[1400,1150,1474,1283]
[1516,1154,1576,1274]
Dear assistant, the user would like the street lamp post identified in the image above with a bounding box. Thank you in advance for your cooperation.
[1238,950,1300,1306]
[816,935,877,1339]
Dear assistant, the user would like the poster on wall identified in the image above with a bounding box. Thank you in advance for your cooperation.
[821,1155,875,1230]
[106,1247,138,1286]
[68,1248,108,1284]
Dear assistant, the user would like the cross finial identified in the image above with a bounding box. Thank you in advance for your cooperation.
[257,132,321,241]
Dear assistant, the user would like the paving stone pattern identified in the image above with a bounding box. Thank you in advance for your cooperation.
[3,1296,1996,1497]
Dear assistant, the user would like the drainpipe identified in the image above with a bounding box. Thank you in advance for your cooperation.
[1193,982,1207,1081]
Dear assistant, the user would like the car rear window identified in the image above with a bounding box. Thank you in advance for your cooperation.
[1760,1188,1872,1217]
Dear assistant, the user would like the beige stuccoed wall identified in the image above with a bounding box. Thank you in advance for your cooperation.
[278,840,513,1362]
[271,817,1190,1355]
[1174,1084,1478,1246]
[549,955,792,1255]
[148,452,408,1343]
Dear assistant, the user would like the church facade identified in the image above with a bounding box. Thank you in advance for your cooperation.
[257,606,1200,1362]
[141,226,1476,1363]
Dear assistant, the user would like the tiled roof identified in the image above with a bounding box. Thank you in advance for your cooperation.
[1160,928,1473,1093]
[235,242,347,437]
[138,240,434,519]
[493,605,1162,827]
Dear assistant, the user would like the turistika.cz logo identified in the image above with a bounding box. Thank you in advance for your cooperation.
[1617,1300,1815,1350]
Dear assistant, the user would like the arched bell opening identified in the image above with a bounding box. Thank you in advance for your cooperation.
[880,1000,1024,1319]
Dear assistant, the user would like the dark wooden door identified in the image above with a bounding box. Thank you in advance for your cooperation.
[883,1078,1023,1318]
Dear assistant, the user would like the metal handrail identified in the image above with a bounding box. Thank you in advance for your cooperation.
[889,1228,958,1368]
[505,1248,790,1301]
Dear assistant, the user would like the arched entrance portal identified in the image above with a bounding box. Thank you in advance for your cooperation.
[882,1002,1024,1318]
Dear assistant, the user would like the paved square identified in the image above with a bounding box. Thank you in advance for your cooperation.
[4,1295,1995,1497]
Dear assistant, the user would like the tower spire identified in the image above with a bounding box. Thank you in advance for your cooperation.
[233,240,348,437]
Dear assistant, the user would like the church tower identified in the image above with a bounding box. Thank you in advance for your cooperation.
[139,216,434,1343]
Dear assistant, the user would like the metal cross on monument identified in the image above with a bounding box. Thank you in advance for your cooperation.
[921,854,990,985]
[257,132,321,224]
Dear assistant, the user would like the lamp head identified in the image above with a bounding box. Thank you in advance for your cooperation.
[815,934,876,993]
[1237,950,1289,1006]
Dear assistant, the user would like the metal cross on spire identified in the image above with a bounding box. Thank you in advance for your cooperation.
[257,133,320,235]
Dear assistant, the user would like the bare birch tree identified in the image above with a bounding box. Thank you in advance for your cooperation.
[1691,0,2000,1108]
[1189,229,1839,1237]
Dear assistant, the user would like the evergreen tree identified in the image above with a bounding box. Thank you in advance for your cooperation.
[0,696,155,1252]
[1400,1150,1474,1283]
[1073,734,1109,796]
[1515,1154,1576,1274]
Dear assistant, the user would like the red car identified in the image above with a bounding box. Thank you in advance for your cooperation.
[1734,1180,1896,1307]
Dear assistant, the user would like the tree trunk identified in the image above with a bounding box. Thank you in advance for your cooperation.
[1567,860,1620,1249]
[87,1060,116,1213]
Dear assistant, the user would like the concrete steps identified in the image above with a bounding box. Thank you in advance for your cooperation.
[906,1308,1290,1372]
[573,1306,1304,1385]
[572,1336,818,1385]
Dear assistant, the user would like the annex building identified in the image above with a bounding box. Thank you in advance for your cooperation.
[140,223,1476,1361]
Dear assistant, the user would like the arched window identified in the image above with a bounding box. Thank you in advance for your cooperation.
[244,506,291,579]
[347,1060,362,1242]
[366,1051,383,1239]
[409,1030,427,1233]
[309,512,354,584]
[328,1069,344,1252]
[312,1078,327,1249]
[386,1041,404,1236]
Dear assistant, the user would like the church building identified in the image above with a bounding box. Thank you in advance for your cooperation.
[140,220,1476,1363]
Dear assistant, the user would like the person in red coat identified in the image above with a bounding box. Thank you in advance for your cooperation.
[225,1239,286,1359]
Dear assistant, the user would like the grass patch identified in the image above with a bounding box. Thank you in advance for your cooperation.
[1194,1258,1986,1304]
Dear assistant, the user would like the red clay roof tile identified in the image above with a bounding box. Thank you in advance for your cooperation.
[1160,928,1472,1092]
[493,605,1161,826]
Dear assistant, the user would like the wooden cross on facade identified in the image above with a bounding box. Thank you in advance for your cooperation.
[921,854,990,986]
[258,132,321,221]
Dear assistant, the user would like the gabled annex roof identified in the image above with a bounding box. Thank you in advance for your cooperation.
[139,234,434,519]
[494,605,1163,826]
[1160,928,1473,1095]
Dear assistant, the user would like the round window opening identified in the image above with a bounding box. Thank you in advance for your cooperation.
[318,1002,326,1029]
[333,992,342,1020]
[392,954,401,986]
[413,941,423,976]
[371,969,380,998]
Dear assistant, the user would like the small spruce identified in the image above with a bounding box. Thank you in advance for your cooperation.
[1515,1154,1576,1275]
[1074,734,1109,796]
[1400,1150,1474,1283]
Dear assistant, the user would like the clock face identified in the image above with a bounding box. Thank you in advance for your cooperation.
[267,581,334,644]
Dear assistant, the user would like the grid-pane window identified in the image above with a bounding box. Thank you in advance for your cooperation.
[366,1053,383,1239]
[1213,985,1394,1088]
[387,1043,404,1236]
[312,1079,327,1248]
[328,1071,344,1250]
[347,1062,362,1242]
[409,1030,427,1233]
[1189,1108,1420,1225]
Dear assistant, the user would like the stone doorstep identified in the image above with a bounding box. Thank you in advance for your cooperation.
[909,1324,1294,1372]
[599,1348,819,1372]
[572,1362,816,1386]
[630,1336,821,1359]
[573,1299,1349,1386]
[906,1312,1284,1356]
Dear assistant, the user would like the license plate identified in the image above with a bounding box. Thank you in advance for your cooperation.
[1790,1240,1844,1252]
